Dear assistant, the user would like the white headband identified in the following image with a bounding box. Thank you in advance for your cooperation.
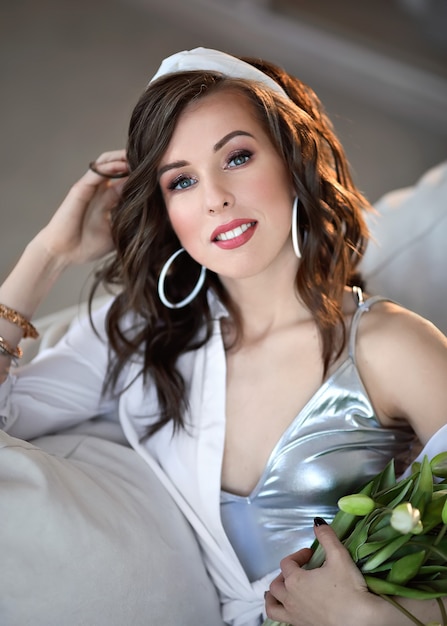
[149,47,288,98]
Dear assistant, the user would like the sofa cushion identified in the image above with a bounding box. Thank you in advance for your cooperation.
[362,161,447,335]
[0,430,224,626]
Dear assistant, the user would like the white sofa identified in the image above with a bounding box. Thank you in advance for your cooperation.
[1,161,446,625]
[361,160,447,336]
[1,298,225,626]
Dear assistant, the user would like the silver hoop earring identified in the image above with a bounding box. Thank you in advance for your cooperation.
[157,247,206,309]
[292,196,302,258]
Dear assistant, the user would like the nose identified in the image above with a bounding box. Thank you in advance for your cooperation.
[209,201,229,215]
[203,176,234,215]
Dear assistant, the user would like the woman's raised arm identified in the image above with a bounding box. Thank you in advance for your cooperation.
[0,150,127,377]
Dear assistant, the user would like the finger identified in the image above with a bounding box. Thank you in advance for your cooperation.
[278,547,313,579]
[92,149,127,164]
[106,178,127,200]
[313,519,351,564]
[89,162,129,179]
[88,160,129,179]
[264,590,289,623]
[66,173,112,207]
[69,162,127,206]
[268,571,285,599]
[88,149,129,179]
[267,577,290,615]
[282,547,313,569]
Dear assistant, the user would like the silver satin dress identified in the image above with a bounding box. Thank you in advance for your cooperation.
[220,294,416,581]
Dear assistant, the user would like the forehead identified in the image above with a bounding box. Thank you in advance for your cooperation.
[184,86,254,116]
[162,89,263,153]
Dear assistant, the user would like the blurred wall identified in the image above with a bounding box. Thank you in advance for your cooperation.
[1,0,446,315]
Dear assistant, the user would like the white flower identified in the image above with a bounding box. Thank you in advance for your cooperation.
[390,502,421,534]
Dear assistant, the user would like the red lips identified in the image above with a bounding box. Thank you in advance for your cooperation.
[211,219,257,250]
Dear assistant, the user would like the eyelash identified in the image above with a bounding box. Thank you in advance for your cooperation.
[168,175,197,191]
[226,149,252,168]
[166,149,253,191]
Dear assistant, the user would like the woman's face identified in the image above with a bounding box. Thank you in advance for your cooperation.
[157,89,296,282]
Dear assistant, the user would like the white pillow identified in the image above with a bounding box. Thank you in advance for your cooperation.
[362,161,447,335]
[0,430,224,626]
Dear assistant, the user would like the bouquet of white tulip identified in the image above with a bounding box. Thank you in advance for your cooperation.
[263,452,447,626]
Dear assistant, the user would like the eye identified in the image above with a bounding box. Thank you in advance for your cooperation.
[168,175,197,191]
[227,150,252,169]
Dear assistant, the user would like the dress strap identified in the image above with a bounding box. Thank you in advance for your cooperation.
[348,287,392,362]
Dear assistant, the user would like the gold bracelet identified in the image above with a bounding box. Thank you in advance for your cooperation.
[0,336,23,359]
[0,304,39,339]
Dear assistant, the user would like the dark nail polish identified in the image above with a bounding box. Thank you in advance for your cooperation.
[314,516,328,526]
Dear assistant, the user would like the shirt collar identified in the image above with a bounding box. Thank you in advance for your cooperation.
[207,289,229,320]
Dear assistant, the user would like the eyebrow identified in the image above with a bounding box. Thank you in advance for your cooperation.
[213,130,254,152]
[157,160,188,179]
[157,130,255,179]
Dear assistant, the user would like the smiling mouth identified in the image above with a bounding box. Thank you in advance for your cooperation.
[214,222,257,241]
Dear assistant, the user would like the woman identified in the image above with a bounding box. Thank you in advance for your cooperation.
[1,48,446,625]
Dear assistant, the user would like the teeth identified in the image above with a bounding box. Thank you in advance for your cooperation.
[216,222,254,241]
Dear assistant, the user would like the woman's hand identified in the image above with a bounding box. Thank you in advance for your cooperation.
[35,150,128,267]
[265,521,377,626]
[0,150,129,354]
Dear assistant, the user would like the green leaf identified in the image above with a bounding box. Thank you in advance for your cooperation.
[410,456,433,516]
[386,550,425,585]
[368,519,402,543]
[361,534,412,572]
[343,513,377,556]
[416,579,447,593]
[364,576,446,599]
[418,565,447,577]
[367,510,392,534]
[431,452,447,479]
[374,476,414,508]
[442,500,447,525]
[432,487,447,496]
[411,536,447,561]
[421,495,447,532]
[410,461,421,474]
[371,459,397,494]
[357,537,401,560]
[362,561,395,574]
[306,481,376,570]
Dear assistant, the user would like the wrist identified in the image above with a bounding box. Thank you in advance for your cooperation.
[348,592,392,626]
[28,232,72,275]
[0,236,70,324]
[358,592,429,626]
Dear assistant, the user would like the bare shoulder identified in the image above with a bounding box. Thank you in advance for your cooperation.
[353,297,447,444]
[361,300,447,352]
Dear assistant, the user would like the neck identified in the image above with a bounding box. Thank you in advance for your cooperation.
[219,256,311,344]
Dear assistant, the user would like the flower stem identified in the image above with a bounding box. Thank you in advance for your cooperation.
[379,594,427,626]
[411,540,447,561]
[436,597,447,626]
[434,524,447,547]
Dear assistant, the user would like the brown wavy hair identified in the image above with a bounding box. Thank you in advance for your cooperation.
[91,57,370,436]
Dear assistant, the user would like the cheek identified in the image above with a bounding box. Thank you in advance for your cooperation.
[247,174,293,216]
[167,206,199,246]
[247,159,292,200]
